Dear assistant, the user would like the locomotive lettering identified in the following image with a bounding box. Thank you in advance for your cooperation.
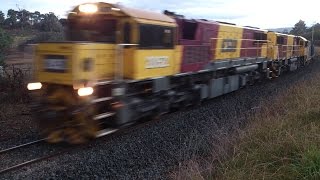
[44,55,67,72]
[221,39,237,52]
[145,56,169,69]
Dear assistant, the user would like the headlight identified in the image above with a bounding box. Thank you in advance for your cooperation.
[79,4,98,13]
[78,87,94,96]
[27,82,42,91]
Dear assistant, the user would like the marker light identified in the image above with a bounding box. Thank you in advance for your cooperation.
[78,87,94,96]
[27,82,42,91]
[79,4,98,13]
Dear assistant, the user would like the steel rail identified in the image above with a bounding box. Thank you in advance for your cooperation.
[0,116,163,175]
[0,139,46,155]
[0,148,71,174]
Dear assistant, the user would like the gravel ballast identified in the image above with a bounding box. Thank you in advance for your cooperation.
[1,60,320,179]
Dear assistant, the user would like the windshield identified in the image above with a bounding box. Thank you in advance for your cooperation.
[67,16,117,43]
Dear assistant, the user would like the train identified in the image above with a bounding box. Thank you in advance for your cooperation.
[27,2,315,144]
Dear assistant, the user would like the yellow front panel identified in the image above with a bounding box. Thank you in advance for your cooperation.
[73,44,115,82]
[35,43,74,85]
[35,54,73,85]
[35,43,116,85]
[123,48,176,80]
[214,25,243,60]
[286,36,294,58]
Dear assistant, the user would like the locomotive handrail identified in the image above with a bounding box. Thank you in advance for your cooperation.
[213,47,268,50]
[210,37,305,58]
[210,38,270,42]
[210,38,270,57]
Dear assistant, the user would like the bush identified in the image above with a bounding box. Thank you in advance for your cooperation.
[0,28,12,66]
[0,65,30,103]
[0,28,13,53]
[0,54,5,66]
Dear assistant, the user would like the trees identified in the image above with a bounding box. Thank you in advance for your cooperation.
[31,11,41,27]
[5,9,18,28]
[308,23,320,46]
[0,28,12,65]
[289,20,320,45]
[290,20,307,36]
[1,9,63,32]
[39,12,63,32]
[17,9,31,30]
[0,11,5,25]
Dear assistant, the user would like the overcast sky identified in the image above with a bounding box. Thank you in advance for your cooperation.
[0,0,319,29]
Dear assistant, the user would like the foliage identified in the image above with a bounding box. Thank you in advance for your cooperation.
[0,65,30,103]
[289,20,320,46]
[173,59,320,179]
[38,13,63,32]
[2,8,64,32]
[0,28,13,66]
[304,23,320,46]
[0,11,4,25]
[290,20,307,36]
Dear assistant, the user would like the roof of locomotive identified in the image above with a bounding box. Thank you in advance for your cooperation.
[218,22,268,32]
[120,5,175,23]
[70,2,175,23]
[298,36,308,41]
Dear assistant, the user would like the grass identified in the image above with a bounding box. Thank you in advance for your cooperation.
[172,59,320,180]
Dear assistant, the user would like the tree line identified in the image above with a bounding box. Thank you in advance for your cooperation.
[0,9,63,32]
[0,9,319,45]
[289,20,320,46]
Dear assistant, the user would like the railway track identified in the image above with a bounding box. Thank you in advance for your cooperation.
[0,138,56,174]
[0,115,162,176]
[0,139,46,155]
[0,148,70,174]
[0,128,119,175]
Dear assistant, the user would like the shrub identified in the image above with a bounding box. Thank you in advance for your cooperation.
[0,28,13,54]
[0,28,12,66]
[0,65,30,103]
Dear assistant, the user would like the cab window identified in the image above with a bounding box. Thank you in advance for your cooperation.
[139,24,174,49]
[123,23,131,44]
[67,15,117,43]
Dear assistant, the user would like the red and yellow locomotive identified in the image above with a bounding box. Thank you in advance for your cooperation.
[27,2,314,143]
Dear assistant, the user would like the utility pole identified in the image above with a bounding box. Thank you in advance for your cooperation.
[312,25,314,43]
[311,21,316,43]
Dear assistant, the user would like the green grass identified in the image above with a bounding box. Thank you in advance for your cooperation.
[215,77,320,180]
[172,61,320,180]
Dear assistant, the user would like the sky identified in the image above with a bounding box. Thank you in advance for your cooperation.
[0,0,319,29]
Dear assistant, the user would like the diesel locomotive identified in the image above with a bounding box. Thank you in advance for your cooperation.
[27,2,314,143]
